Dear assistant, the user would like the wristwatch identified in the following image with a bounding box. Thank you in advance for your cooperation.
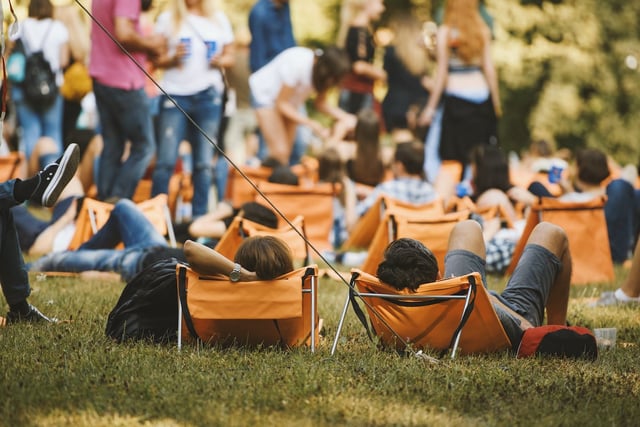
[229,263,242,282]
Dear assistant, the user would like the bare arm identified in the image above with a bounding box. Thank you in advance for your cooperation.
[352,60,387,82]
[418,26,450,125]
[114,16,166,57]
[183,240,257,280]
[481,28,501,117]
[59,41,71,70]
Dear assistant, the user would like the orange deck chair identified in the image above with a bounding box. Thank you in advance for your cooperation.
[176,263,319,351]
[359,210,471,275]
[214,215,311,264]
[67,194,177,250]
[225,157,319,209]
[342,195,445,251]
[0,152,25,181]
[255,181,340,253]
[506,196,614,285]
[331,270,511,357]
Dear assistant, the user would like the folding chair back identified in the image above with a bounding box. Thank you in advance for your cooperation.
[176,264,319,350]
[506,196,614,285]
[360,210,470,275]
[225,158,319,209]
[67,195,176,250]
[0,152,25,181]
[132,174,192,221]
[214,215,310,264]
[256,181,340,252]
[342,195,444,251]
[333,270,511,356]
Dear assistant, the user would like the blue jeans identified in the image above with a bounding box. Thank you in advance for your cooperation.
[28,199,168,282]
[152,87,222,217]
[11,86,64,159]
[93,80,155,200]
[0,180,31,305]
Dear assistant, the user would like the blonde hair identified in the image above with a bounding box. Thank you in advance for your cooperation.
[390,14,431,77]
[169,0,219,36]
[444,0,486,64]
[336,0,369,48]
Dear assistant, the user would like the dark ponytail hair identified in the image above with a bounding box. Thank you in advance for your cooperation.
[312,46,351,93]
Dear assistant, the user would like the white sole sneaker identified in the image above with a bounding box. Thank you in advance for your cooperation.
[41,143,80,207]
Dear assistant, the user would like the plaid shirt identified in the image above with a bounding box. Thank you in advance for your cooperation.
[356,177,438,218]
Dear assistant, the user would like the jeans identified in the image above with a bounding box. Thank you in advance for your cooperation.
[93,80,155,200]
[11,86,64,159]
[423,106,443,183]
[152,87,222,217]
[0,180,31,305]
[28,199,168,282]
[338,89,373,115]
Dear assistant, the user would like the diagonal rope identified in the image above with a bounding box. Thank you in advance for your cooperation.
[71,0,422,357]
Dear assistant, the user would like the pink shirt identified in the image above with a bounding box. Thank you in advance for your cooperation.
[89,0,146,90]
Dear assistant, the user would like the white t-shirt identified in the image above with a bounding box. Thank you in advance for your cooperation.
[249,47,315,108]
[155,11,234,95]
[14,17,69,86]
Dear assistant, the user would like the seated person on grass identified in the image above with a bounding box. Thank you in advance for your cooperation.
[1,143,80,324]
[376,219,572,351]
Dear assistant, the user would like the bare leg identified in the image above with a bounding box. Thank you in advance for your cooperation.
[448,219,486,258]
[475,188,518,224]
[525,222,571,325]
[255,107,295,166]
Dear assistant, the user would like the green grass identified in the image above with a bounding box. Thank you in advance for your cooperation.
[1,268,639,427]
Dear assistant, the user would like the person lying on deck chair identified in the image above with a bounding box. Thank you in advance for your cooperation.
[376,220,572,351]
[27,199,278,281]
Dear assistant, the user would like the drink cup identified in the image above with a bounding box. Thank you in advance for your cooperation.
[548,163,564,184]
[179,37,191,60]
[205,41,217,62]
[593,327,616,350]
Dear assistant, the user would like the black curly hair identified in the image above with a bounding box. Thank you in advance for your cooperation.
[376,238,439,291]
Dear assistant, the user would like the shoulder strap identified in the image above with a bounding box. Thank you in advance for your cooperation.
[22,19,54,54]
[177,265,202,344]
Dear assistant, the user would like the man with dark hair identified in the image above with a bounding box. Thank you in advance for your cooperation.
[355,141,437,217]
[377,220,573,350]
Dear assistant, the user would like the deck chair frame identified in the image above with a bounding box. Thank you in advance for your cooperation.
[331,270,510,358]
[176,264,318,352]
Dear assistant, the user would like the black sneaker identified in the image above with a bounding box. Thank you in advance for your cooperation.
[31,143,80,207]
[6,304,57,324]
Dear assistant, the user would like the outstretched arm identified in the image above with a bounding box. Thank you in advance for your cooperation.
[183,240,257,281]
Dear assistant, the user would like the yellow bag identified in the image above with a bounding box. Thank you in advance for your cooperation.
[60,61,92,102]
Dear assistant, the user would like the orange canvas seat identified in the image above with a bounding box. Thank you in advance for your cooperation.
[176,263,319,351]
[506,196,614,285]
[331,270,511,357]
[214,215,310,264]
[132,173,193,221]
[67,194,176,250]
[445,196,516,229]
[342,195,445,251]
[255,181,341,253]
[359,210,470,275]
[0,152,25,181]
[225,157,319,209]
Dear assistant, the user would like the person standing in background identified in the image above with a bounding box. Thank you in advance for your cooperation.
[248,0,308,165]
[89,0,166,202]
[336,0,387,116]
[151,0,234,218]
[9,0,69,162]
[418,0,501,183]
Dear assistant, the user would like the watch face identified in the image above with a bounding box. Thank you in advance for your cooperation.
[230,264,241,282]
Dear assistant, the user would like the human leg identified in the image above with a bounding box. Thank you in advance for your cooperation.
[151,94,189,200]
[604,178,635,263]
[191,87,222,212]
[78,199,167,250]
[108,89,155,199]
[501,222,570,326]
[255,107,294,166]
[93,81,127,200]
[592,238,640,306]
[40,95,65,154]
[443,219,487,283]
[12,86,43,159]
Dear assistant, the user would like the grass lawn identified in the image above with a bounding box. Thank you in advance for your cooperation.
[1,266,639,427]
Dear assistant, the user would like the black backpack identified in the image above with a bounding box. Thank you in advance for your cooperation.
[21,22,58,112]
[105,258,180,343]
